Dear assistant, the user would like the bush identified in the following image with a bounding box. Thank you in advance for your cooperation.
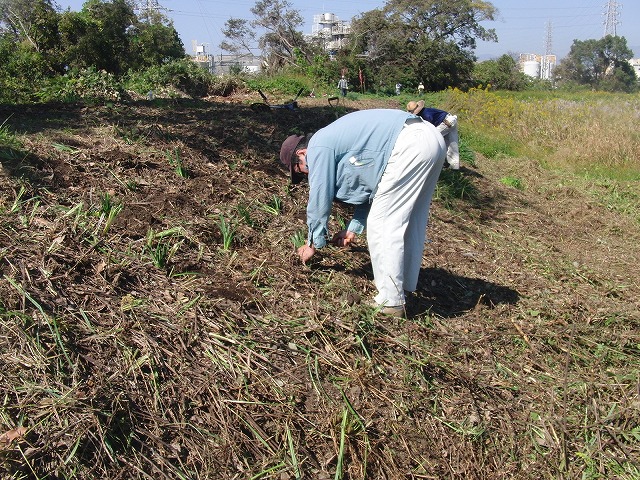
[124,59,222,98]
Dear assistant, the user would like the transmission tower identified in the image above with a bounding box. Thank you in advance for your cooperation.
[541,20,553,80]
[543,20,553,56]
[603,0,621,37]
[135,0,167,22]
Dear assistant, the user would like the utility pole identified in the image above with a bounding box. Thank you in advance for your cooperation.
[603,0,621,37]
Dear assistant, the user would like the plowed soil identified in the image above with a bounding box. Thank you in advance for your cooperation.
[1,93,639,479]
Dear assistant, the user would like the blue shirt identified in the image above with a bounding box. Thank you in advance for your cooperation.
[305,109,415,249]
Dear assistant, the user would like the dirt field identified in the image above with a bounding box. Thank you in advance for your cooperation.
[1,94,639,479]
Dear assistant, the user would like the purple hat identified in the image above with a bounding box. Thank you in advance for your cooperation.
[279,134,306,184]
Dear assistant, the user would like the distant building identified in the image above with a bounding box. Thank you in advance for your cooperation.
[191,11,353,72]
[630,58,640,79]
[191,42,262,75]
[212,53,262,75]
[311,13,351,53]
[519,53,556,80]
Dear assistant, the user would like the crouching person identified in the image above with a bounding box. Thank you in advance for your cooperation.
[278,109,446,317]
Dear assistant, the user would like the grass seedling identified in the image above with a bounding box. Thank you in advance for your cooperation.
[259,195,282,215]
[144,227,185,268]
[150,242,169,268]
[285,424,301,479]
[218,216,236,251]
[237,204,255,227]
[165,148,188,178]
[10,184,27,213]
[109,169,138,191]
[98,192,123,233]
[52,143,80,154]
[290,230,306,249]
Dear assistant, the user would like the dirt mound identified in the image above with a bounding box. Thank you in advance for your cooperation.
[1,95,639,479]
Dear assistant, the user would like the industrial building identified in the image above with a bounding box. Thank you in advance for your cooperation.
[192,42,262,75]
[519,53,557,80]
[190,12,349,74]
[310,13,352,52]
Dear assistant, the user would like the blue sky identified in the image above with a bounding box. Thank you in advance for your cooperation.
[56,0,640,60]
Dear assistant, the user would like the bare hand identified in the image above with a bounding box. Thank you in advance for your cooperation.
[297,244,316,264]
[331,230,356,248]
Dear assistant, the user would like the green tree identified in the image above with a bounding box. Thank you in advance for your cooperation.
[222,0,319,72]
[473,54,529,90]
[58,0,183,75]
[0,0,63,71]
[554,35,637,92]
[350,0,498,92]
[220,18,256,57]
[129,19,185,70]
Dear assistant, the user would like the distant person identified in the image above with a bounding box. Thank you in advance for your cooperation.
[338,75,348,97]
[395,82,402,95]
[407,100,460,170]
[277,109,446,317]
[417,82,424,95]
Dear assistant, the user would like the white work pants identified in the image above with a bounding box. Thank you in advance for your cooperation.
[437,114,459,169]
[367,120,446,307]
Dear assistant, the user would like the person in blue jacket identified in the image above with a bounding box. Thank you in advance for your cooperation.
[407,100,460,170]
[279,109,446,317]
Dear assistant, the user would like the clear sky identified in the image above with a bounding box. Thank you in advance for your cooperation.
[55,0,640,60]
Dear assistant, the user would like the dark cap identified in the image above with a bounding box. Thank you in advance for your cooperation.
[279,134,306,184]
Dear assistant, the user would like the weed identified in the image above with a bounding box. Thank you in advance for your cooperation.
[0,116,24,161]
[144,227,185,268]
[217,216,236,251]
[500,176,525,190]
[10,184,28,213]
[459,140,476,167]
[52,143,80,154]
[165,148,189,178]
[290,230,306,249]
[259,195,282,215]
[435,169,478,207]
[237,204,255,227]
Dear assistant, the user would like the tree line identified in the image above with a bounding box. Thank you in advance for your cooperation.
[0,0,637,104]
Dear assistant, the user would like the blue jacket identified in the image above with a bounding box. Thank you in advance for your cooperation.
[417,107,448,127]
[305,109,415,248]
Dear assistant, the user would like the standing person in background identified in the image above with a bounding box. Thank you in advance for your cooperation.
[395,82,402,95]
[338,75,348,97]
[417,82,425,95]
[277,109,446,318]
[407,100,460,170]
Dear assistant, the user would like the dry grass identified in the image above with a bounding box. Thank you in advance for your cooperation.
[1,95,639,479]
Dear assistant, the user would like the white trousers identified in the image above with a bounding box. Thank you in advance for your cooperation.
[437,114,459,169]
[367,120,446,306]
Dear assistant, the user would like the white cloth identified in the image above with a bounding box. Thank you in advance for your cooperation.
[366,119,446,306]
[437,114,459,169]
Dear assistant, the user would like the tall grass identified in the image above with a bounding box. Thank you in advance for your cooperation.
[441,87,640,181]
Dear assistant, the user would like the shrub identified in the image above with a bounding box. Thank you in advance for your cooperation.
[124,59,230,98]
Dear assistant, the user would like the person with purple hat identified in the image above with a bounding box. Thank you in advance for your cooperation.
[279,109,446,317]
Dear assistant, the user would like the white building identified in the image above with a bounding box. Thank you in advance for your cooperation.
[630,59,640,79]
[311,13,351,52]
[519,53,557,80]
